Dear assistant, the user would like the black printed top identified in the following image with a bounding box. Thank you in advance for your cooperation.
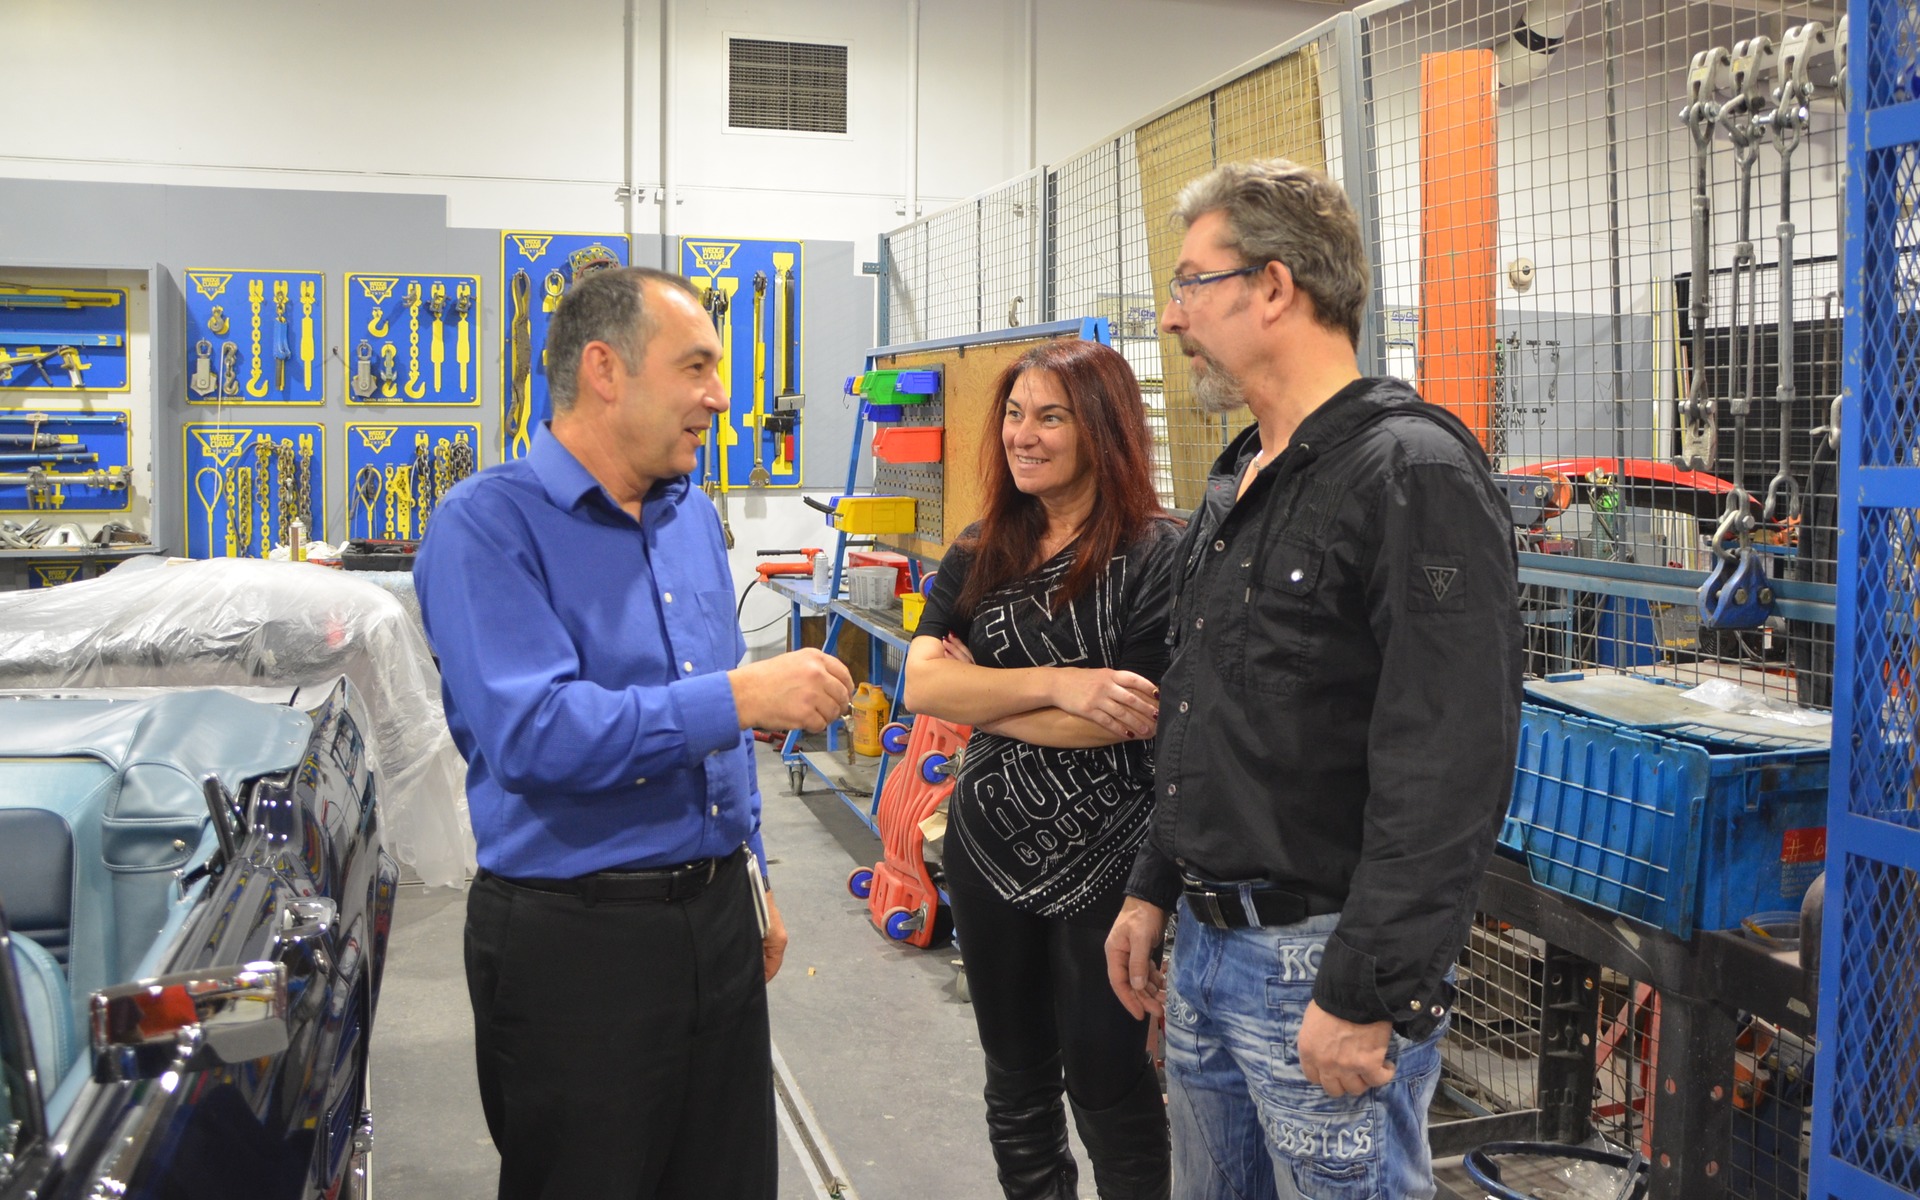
[916,519,1181,924]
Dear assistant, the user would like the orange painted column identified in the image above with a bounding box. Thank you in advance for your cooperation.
[1419,50,1499,452]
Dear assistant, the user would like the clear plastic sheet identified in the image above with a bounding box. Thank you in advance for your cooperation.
[0,557,474,887]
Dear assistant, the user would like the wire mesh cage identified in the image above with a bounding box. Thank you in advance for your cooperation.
[877,0,1849,1191]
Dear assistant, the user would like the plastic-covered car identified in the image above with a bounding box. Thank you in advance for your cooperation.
[0,679,396,1199]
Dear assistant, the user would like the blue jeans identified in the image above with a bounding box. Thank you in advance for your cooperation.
[1162,905,1445,1200]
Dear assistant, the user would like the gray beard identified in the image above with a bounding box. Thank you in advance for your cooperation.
[1192,357,1248,415]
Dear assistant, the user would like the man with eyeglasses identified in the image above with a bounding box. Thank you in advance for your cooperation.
[1104,159,1521,1199]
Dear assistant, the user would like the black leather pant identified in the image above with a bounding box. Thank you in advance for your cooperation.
[947,863,1170,1200]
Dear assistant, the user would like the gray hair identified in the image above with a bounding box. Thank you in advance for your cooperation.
[1173,159,1368,346]
[545,266,700,413]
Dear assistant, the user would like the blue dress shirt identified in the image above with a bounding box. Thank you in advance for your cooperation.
[414,424,761,879]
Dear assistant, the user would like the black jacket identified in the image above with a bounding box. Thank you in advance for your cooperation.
[1127,377,1522,1039]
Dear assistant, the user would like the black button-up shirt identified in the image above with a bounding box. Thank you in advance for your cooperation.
[1128,377,1522,1037]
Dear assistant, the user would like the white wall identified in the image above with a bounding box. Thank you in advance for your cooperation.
[0,0,1342,647]
[1,0,1342,254]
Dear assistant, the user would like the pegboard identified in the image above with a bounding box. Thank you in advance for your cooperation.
[680,236,806,490]
[868,322,1111,564]
[182,268,326,404]
[342,422,480,541]
[342,273,482,405]
[0,409,130,512]
[0,284,129,392]
[181,422,327,558]
[499,231,630,460]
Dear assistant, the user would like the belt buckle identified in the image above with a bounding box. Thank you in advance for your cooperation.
[1188,890,1230,929]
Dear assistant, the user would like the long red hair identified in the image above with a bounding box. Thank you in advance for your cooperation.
[955,340,1169,617]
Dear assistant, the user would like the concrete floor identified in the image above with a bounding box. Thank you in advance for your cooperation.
[371,748,1007,1199]
[369,747,1486,1199]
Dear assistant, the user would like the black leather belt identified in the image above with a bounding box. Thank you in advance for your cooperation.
[1181,881,1336,930]
[485,847,742,904]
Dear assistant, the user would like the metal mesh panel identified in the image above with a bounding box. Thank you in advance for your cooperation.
[1865,0,1920,109]
[1859,145,1920,469]
[1050,134,1170,493]
[1443,922,1546,1117]
[1847,507,1920,827]
[882,31,1344,511]
[1829,855,1920,1190]
[1361,0,1843,704]
[885,173,1043,345]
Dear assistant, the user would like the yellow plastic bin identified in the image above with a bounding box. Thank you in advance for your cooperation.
[832,496,917,535]
[900,592,926,632]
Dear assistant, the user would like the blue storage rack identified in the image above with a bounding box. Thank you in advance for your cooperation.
[1810,3,1920,1197]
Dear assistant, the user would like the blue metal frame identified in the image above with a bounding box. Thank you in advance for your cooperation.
[779,318,1114,831]
[1810,4,1920,1195]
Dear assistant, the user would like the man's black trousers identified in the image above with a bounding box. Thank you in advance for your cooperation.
[464,851,775,1200]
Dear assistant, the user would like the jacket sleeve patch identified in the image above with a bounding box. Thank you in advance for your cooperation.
[1409,554,1468,612]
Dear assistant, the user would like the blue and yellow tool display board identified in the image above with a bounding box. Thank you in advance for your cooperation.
[0,285,130,392]
[25,562,86,589]
[343,422,481,541]
[182,422,327,557]
[680,237,804,490]
[342,274,482,405]
[0,410,131,512]
[499,232,630,459]
[182,269,327,404]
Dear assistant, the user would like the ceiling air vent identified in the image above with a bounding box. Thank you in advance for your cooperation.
[728,37,849,134]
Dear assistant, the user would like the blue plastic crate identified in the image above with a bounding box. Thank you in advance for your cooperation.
[1500,704,1829,938]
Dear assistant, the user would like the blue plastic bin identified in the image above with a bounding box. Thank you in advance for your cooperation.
[1500,703,1829,938]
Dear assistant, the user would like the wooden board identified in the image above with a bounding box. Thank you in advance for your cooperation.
[873,328,1092,566]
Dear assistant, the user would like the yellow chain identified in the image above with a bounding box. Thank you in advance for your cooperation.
[244,280,268,397]
[223,469,237,556]
[236,466,254,557]
[254,437,272,555]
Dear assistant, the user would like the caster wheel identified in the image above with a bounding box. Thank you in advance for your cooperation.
[919,751,950,785]
[882,906,915,941]
[920,571,939,598]
[787,765,805,795]
[847,867,874,901]
[880,722,911,755]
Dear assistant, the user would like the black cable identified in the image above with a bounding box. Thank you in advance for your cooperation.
[735,578,759,622]
[742,612,788,634]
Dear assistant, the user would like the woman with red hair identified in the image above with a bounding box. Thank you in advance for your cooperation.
[904,339,1179,1200]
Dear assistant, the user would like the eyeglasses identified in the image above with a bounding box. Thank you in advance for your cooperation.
[1167,265,1263,306]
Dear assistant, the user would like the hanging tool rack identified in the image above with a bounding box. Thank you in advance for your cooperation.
[498,231,630,460]
[343,273,483,406]
[182,268,326,404]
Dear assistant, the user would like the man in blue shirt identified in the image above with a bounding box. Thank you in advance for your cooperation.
[416,265,853,1200]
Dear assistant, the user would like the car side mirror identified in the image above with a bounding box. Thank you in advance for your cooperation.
[89,962,289,1083]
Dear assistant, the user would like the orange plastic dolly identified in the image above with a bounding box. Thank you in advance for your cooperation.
[845,712,971,948]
